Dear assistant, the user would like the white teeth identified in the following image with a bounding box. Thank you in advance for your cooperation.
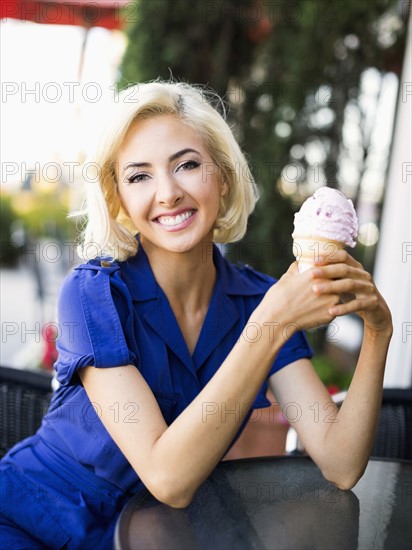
[157,210,194,226]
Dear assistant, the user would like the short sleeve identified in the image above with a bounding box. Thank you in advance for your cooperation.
[54,261,138,386]
[269,328,313,377]
[248,327,313,410]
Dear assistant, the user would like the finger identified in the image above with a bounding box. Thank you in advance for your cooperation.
[312,277,374,296]
[328,296,378,317]
[287,261,299,274]
[311,263,369,281]
[314,249,361,268]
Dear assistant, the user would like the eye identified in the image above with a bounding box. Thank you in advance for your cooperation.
[177,160,200,172]
[127,172,150,184]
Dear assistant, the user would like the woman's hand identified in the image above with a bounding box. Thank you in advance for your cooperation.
[310,250,392,336]
[259,262,341,331]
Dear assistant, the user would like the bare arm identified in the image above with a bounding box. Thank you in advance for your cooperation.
[270,250,392,490]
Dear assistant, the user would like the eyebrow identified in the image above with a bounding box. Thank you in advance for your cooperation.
[122,148,201,173]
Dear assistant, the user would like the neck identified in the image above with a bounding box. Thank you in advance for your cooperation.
[140,239,217,313]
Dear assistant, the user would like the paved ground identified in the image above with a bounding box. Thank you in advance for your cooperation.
[1,241,76,369]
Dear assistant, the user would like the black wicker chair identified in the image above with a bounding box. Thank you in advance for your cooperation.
[372,389,412,460]
[0,366,53,457]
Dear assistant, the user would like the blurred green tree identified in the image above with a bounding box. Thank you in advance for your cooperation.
[119,0,268,95]
[0,195,22,266]
[119,0,407,277]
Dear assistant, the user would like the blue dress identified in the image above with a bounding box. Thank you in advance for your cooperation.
[0,244,312,549]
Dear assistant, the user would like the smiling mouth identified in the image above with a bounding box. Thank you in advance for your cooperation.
[156,210,196,227]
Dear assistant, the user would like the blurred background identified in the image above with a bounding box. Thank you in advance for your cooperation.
[1,0,411,394]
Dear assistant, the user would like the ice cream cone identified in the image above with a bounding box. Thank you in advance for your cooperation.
[292,235,345,272]
[291,187,358,272]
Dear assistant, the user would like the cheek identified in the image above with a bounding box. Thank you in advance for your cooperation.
[117,190,131,217]
[119,188,152,221]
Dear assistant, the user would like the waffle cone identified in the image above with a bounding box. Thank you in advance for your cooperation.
[292,235,345,272]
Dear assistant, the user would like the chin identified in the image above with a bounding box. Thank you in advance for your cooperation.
[142,228,214,255]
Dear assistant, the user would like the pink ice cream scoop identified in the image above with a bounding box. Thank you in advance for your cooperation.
[292,187,359,272]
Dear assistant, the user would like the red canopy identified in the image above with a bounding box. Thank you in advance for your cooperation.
[1,0,132,30]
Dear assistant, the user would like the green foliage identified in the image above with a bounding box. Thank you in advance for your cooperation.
[311,354,353,391]
[18,194,73,240]
[0,195,17,240]
[0,195,21,266]
[119,0,261,94]
[1,190,76,267]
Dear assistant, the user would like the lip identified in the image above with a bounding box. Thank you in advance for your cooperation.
[153,208,197,232]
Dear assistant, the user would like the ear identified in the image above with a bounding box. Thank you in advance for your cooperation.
[220,180,229,197]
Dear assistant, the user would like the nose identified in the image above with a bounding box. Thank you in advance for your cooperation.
[155,174,183,207]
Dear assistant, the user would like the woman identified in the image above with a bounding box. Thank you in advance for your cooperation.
[0,81,392,549]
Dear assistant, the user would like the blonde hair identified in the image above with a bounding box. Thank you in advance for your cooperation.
[78,80,259,261]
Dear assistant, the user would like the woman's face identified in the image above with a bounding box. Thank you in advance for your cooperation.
[117,115,226,255]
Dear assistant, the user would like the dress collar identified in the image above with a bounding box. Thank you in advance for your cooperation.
[120,241,267,302]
